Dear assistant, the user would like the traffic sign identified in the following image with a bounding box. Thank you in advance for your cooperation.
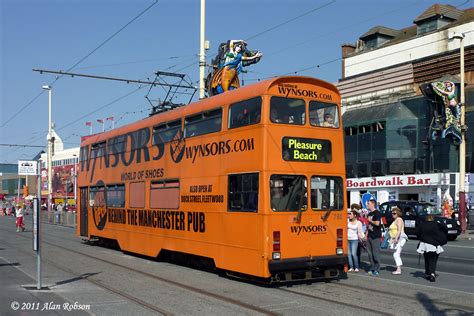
[18,160,38,175]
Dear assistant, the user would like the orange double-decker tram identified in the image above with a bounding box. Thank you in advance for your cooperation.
[77,76,347,282]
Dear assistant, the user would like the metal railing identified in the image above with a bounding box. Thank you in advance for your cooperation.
[41,210,77,227]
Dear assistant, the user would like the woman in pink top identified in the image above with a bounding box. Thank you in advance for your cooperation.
[347,210,364,272]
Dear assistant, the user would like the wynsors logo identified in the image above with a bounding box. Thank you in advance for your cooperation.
[170,129,185,163]
[277,84,318,98]
[92,180,107,230]
[81,125,254,180]
[290,225,328,235]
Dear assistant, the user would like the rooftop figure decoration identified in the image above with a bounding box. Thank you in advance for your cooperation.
[420,80,462,145]
[207,40,262,96]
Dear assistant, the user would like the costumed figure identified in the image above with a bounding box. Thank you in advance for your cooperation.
[441,190,454,218]
[208,40,262,96]
[430,81,462,145]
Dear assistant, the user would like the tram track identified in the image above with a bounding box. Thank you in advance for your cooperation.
[7,220,473,315]
[10,228,277,316]
[1,237,172,315]
[332,279,474,312]
[33,229,396,315]
[277,287,394,316]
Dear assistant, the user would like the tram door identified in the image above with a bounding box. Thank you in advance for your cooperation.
[79,187,89,237]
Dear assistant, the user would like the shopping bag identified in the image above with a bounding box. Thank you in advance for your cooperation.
[380,231,390,249]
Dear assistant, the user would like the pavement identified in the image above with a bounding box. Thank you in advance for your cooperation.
[0,257,88,316]
[1,214,472,315]
[458,229,474,240]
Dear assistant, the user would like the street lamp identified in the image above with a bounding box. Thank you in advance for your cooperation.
[42,85,53,214]
[450,32,467,233]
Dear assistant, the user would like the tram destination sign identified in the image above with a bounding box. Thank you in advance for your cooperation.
[18,160,38,175]
[282,137,331,163]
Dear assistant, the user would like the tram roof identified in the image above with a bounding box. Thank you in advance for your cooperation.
[81,76,338,146]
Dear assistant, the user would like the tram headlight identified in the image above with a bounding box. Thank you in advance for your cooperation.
[336,248,343,255]
[272,252,281,260]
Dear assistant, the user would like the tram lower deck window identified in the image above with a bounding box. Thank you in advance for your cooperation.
[310,176,344,211]
[130,182,145,208]
[107,184,125,207]
[150,179,180,209]
[90,186,106,207]
[270,175,307,211]
[228,173,259,212]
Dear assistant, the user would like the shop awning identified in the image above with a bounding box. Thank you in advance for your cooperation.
[343,101,418,126]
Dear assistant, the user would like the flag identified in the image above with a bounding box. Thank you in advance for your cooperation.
[106,117,114,121]
[97,119,104,123]
[85,122,92,126]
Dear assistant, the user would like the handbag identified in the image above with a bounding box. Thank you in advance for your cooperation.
[358,237,367,250]
[380,231,390,249]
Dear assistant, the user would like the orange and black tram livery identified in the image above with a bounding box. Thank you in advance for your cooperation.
[77,76,348,282]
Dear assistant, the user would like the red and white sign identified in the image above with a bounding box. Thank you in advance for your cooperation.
[346,174,445,189]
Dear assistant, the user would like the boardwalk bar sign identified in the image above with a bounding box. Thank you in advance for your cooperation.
[346,174,449,189]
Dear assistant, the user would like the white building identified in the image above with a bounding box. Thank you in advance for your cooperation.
[337,4,473,210]
[39,130,80,207]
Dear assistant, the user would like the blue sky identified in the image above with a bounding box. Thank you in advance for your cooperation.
[0,0,470,163]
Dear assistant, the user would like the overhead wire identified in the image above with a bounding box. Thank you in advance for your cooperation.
[244,0,336,41]
[173,0,336,74]
[4,85,147,162]
[0,0,160,129]
[246,0,472,80]
[75,54,196,71]
[263,0,425,59]
[4,1,469,162]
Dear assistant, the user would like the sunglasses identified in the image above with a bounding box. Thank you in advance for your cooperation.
[391,212,397,215]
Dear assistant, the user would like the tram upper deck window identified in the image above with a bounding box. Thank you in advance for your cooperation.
[228,97,262,129]
[153,119,182,144]
[310,176,344,211]
[185,108,222,138]
[309,101,339,128]
[90,141,106,158]
[270,175,307,212]
[228,173,259,212]
[270,97,305,125]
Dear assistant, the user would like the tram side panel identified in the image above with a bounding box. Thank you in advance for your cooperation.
[180,127,266,277]
[79,128,269,277]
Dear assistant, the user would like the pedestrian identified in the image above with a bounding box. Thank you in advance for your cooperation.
[388,207,408,275]
[347,209,364,272]
[322,113,336,127]
[366,198,382,276]
[15,204,25,232]
[416,214,447,282]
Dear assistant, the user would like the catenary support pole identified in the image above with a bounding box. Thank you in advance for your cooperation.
[199,0,206,99]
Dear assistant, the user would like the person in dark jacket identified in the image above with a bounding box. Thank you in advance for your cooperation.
[416,214,448,282]
[366,198,382,276]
